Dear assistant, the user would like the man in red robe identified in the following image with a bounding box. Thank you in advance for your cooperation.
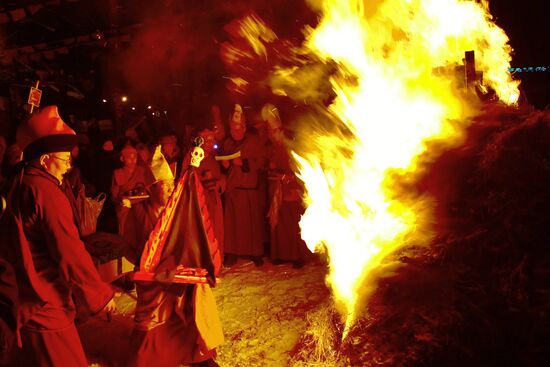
[265,109,311,268]
[222,104,266,266]
[0,106,115,366]
[122,145,175,265]
[111,143,151,235]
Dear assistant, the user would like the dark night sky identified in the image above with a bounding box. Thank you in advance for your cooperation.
[489,0,549,66]
[489,0,549,108]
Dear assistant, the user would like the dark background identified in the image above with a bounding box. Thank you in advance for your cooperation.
[1,0,548,140]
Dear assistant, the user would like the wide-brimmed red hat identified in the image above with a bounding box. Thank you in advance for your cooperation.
[16,106,77,161]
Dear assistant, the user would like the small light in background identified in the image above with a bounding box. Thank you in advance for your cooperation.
[147,105,152,110]
[213,144,219,150]
[131,107,136,111]
[102,99,107,103]
[121,96,128,102]
[93,31,104,40]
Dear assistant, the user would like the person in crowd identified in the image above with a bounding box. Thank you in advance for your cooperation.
[211,105,226,152]
[222,104,266,266]
[122,145,174,265]
[111,142,151,235]
[72,134,96,194]
[124,127,141,144]
[0,106,115,366]
[136,142,151,167]
[60,144,86,235]
[127,142,222,367]
[159,133,180,177]
[94,137,119,234]
[254,104,275,254]
[1,144,22,181]
[265,106,310,268]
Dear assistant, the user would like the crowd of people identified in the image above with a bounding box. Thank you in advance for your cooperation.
[0,101,312,367]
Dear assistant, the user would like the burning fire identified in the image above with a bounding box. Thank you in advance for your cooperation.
[287,0,519,334]
[224,0,519,336]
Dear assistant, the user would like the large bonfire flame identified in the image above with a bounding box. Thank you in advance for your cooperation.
[224,0,520,336]
[290,0,519,334]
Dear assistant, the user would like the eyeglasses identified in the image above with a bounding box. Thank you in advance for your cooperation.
[50,156,72,165]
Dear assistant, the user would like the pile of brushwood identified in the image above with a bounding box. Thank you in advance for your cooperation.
[291,104,550,367]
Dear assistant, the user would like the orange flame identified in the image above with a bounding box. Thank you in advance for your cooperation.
[282,0,519,334]
[221,12,278,94]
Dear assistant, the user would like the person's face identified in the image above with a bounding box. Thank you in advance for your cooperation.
[161,143,176,159]
[7,146,22,166]
[268,127,284,143]
[212,122,225,143]
[137,147,150,163]
[71,145,80,159]
[199,131,216,154]
[102,140,114,151]
[151,180,174,206]
[231,110,243,125]
[41,151,72,183]
[121,150,138,169]
[125,128,139,142]
[230,122,246,141]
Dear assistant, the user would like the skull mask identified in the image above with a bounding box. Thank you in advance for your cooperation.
[190,146,205,167]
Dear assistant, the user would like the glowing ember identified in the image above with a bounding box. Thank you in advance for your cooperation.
[282,0,519,334]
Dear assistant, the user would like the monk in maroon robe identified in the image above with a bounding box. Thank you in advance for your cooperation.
[0,106,115,367]
[222,104,266,266]
[266,112,311,268]
[111,143,151,235]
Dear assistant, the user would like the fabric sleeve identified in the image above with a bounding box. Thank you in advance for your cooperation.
[110,173,120,201]
[38,188,113,314]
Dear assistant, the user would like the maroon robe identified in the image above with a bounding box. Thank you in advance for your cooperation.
[251,126,270,245]
[267,141,310,262]
[223,132,265,257]
[0,164,113,366]
[111,165,150,234]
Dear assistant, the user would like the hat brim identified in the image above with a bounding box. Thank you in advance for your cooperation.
[23,134,78,161]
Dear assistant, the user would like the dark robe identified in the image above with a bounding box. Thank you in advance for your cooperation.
[0,164,113,367]
[0,259,17,364]
[122,199,160,266]
[223,132,265,257]
[267,141,310,262]
[127,167,223,367]
[250,125,270,245]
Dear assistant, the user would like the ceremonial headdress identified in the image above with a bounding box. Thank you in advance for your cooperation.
[150,145,174,183]
[16,106,77,161]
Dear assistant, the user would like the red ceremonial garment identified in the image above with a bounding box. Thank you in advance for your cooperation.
[128,165,223,367]
[223,132,265,257]
[0,164,113,366]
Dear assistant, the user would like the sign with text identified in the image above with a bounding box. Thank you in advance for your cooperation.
[27,86,42,108]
